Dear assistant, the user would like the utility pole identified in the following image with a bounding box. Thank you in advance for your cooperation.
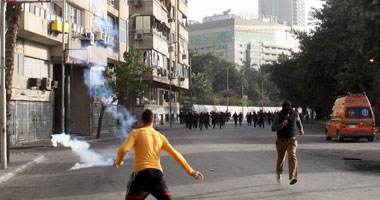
[261,80,264,111]
[226,67,229,112]
[60,0,66,133]
[1,0,7,170]
[241,81,244,114]
[189,58,192,112]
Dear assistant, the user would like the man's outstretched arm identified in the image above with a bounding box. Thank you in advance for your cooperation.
[162,137,204,180]
[114,132,136,168]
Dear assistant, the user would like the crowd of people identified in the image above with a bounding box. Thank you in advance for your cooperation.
[179,110,281,130]
[179,111,230,130]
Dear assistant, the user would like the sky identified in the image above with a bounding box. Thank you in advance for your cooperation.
[188,0,324,28]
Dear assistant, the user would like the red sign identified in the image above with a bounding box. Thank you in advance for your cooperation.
[242,95,248,100]
[6,0,51,2]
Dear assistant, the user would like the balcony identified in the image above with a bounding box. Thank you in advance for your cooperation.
[130,29,170,56]
[129,0,170,26]
[19,9,66,46]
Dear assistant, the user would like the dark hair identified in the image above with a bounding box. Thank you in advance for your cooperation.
[141,109,153,124]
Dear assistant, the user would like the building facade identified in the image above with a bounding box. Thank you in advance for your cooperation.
[11,0,129,144]
[188,14,299,69]
[128,0,190,124]
[259,0,305,28]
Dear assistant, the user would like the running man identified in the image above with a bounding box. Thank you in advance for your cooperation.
[114,109,204,200]
[272,101,304,185]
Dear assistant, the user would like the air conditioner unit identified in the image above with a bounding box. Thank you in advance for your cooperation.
[163,69,167,76]
[86,32,95,45]
[29,78,41,88]
[180,77,185,81]
[134,33,144,40]
[41,77,52,90]
[95,32,105,41]
[134,0,144,7]
[182,54,187,59]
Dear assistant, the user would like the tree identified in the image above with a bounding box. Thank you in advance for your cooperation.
[98,46,151,138]
[4,3,22,162]
[266,0,380,119]
[190,72,212,102]
[185,51,280,106]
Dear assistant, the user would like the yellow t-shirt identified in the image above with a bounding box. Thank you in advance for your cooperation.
[115,126,194,175]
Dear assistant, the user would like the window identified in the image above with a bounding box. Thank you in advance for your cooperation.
[345,107,373,119]
[66,4,82,25]
[40,9,45,19]
[14,54,24,76]
[54,3,62,17]
[177,63,184,76]
[178,11,187,27]
[35,7,40,16]
[23,57,49,79]
[135,16,151,31]
[24,3,30,12]
[119,19,127,44]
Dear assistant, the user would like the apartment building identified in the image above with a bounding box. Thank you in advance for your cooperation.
[128,0,190,124]
[188,13,299,69]
[11,0,129,144]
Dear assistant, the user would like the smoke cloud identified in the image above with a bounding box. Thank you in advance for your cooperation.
[51,133,113,170]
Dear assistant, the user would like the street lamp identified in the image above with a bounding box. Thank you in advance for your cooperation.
[369,58,375,63]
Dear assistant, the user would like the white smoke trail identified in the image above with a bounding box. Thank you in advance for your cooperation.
[51,133,113,170]
[52,0,136,170]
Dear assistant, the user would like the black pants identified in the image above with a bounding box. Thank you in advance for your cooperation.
[126,169,171,200]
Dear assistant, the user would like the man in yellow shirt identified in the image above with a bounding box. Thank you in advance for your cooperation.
[114,109,204,200]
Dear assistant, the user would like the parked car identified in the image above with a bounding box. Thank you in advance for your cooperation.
[326,92,376,142]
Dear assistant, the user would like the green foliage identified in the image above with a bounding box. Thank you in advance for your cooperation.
[212,96,221,105]
[267,0,380,119]
[104,46,152,105]
[183,51,280,106]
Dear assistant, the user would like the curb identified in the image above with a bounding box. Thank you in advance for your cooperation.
[0,155,45,184]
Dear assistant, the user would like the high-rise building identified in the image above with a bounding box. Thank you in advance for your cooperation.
[189,13,299,69]
[259,0,305,27]
[129,0,190,125]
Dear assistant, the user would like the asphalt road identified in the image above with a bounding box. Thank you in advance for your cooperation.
[1,121,380,200]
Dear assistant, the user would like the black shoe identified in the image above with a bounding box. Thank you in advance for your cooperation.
[289,178,297,185]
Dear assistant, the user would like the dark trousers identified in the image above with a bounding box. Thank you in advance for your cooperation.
[126,169,171,200]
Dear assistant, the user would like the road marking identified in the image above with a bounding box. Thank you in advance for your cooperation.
[0,155,45,184]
